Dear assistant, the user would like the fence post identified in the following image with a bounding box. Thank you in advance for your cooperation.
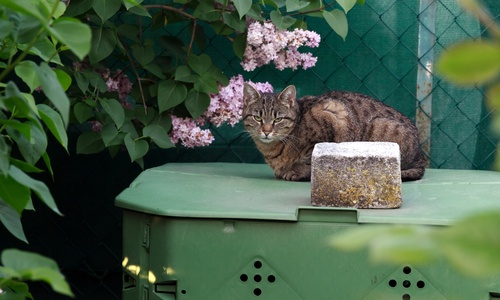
[416,0,436,167]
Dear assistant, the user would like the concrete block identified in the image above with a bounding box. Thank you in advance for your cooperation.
[311,142,402,208]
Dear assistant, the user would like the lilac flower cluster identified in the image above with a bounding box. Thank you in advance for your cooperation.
[169,75,273,148]
[242,21,321,71]
[202,75,273,127]
[101,69,133,102]
[169,115,215,148]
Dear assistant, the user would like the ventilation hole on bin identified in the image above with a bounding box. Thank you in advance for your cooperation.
[403,280,411,288]
[402,294,411,300]
[254,260,262,269]
[253,288,262,296]
[254,274,262,282]
[240,274,248,282]
[417,280,425,289]
[389,279,397,287]
[181,290,187,294]
[268,275,276,283]
[403,266,412,274]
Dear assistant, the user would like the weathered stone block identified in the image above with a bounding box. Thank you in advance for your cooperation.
[311,142,402,208]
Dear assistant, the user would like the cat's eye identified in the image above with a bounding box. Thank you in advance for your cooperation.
[253,115,262,122]
[274,117,283,123]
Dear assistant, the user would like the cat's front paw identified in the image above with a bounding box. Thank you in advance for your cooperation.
[282,171,309,181]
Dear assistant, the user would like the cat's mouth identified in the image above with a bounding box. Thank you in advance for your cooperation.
[259,136,276,143]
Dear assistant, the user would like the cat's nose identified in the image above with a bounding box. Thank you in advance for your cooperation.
[262,124,272,136]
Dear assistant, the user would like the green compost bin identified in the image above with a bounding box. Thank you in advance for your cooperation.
[116,163,500,300]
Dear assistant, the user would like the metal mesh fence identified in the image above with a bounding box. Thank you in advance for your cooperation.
[130,0,499,170]
[1,0,499,299]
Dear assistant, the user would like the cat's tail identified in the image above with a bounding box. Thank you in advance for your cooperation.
[401,167,425,181]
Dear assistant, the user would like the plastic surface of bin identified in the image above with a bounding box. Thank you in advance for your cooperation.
[116,163,500,300]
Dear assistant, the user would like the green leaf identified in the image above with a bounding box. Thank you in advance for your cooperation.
[89,26,117,64]
[14,61,39,93]
[92,0,122,22]
[487,83,500,137]
[76,131,105,154]
[9,158,44,174]
[435,211,500,276]
[124,134,149,162]
[18,36,62,65]
[101,123,125,146]
[194,73,219,93]
[0,137,9,176]
[157,80,187,113]
[143,124,174,149]
[0,199,27,243]
[0,0,47,24]
[35,62,70,126]
[74,102,94,124]
[269,0,286,9]
[41,152,54,179]
[270,10,296,30]
[3,82,36,119]
[74,72,90,93]
[193,0,221,22]
[29,268,74,297]
[134,107,156,126]
[222,11,246,32]
[37,104,68,150]
[208,65,229,86]
[122,0,144,10]
[174,66,199,83]
[83,69,108,92]
[286,0,310,12]
[185,90,210,119]
[143,63,166,79]
[100,98,125,129]
[64,0,95,17]
[233,0,252,18]
[0,119,31,141]
[54,69,72,92]
[357,0,365,5]
[2,249,73,297]
[337,0,357,13]
[0,169,30,215]
[128,5,151,17]
[7,122,47,165]
[436,40,500,85]
[323,9,348,41]
[0,277,32,299]
[0,18,14,40]
[188,54,212,75]
[132,41,155,66]
[8,165,62,216]
[49,17,91,60]
[233,34,246,60]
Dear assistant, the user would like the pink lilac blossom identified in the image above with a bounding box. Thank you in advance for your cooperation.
[169,115,215,148]
[104,70,133,101]
[203,75,273,127]
[170,75,274,148]
[90,120,103,132]
[242,21,321,71]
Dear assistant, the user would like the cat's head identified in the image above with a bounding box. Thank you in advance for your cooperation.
[242,84,299,144]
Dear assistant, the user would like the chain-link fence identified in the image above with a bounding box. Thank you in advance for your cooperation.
[1,0,499,299]
[135,0,498,170]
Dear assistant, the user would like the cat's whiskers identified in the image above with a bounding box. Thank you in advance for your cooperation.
[279,134,302,153]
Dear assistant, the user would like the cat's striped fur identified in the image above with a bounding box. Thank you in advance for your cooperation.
[242,84,426,181]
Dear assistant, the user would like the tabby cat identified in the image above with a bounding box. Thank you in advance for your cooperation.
[242,84,426,181]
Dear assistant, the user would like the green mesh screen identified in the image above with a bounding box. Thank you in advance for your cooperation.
[1,1,499,299]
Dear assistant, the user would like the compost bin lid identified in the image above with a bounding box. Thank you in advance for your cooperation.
[115,162,500,225]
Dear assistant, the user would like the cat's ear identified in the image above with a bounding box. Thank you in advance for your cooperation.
[278,85,297,108]
[243,83,261,104]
